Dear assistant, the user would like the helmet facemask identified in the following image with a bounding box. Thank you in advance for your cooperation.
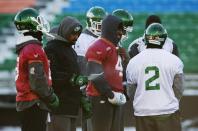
[88,18,102,37]
[86,6,107,37]
[112,9,133,43]
[35,15,50,34]
[121,25,133,42]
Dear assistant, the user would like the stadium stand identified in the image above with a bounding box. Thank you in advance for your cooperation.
[0,0,197,72]
[52,12,198,73]
[62,0,198,13]
[0,0,56,110]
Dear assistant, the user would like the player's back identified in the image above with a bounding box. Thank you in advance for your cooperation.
[127,48,183,116]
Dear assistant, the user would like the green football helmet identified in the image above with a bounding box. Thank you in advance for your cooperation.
[145,23,167,46]
[86,6,107,36]
[112,9,133,41]
[14,8,50,34]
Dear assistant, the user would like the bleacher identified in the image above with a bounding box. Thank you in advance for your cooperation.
[0,0,55,103]
[62,0,198,13]
[0,0,55,71]
[0,0,198,73]
[58,0,198,73]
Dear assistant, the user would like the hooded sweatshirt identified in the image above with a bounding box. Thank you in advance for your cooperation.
[44,16,83,116]
[57,16,82,44]
[101,15,123,45]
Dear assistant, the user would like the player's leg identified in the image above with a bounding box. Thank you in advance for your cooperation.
[87,96,113,131]
[47,114,77,131]
[155,111,182,131]
[135,116,155,131]
[111,105,124,131]
[19,104,47,131]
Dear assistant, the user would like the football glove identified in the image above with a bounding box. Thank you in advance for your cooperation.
[108,91,126,105]
[70,74,88,86]
[81,95,93,119]
[43,93,59,110]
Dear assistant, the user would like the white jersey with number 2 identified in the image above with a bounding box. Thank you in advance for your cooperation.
[126,49,183,116]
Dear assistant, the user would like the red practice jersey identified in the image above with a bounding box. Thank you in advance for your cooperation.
[15,43,51,102]
[85,38,124,96]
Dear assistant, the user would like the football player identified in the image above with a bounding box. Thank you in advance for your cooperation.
[112,9,134,99]
[128,15,179,58]
[73,6,107,131]
[126,23,184,131]
[14,8,59,131]
[73,6,107,59]
[85,15,126,131]
[112,9,133,43]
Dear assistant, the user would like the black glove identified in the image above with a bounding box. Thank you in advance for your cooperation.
[81,95,93,119]
[70,74,88,86]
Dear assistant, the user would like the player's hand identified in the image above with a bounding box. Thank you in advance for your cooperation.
[108,91,126,105]
[70,74,88,86]
[81,95,93,119]
[48,93,59,109]
[43,92,59,110]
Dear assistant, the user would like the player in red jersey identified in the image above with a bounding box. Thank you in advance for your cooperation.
[85,15,126,131]
[14,8,59,131]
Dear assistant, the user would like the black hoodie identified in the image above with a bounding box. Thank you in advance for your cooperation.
[57,16,82,44]
[44,16,82,116]
[101,15,123,46]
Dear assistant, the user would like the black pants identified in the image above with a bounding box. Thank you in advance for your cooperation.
[47,114,77,131]
[135,110,182,131]
[87,96,124,131]
[18,104,48,131]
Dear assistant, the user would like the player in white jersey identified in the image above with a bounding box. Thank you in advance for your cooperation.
[74,6,107,57]
[73,6,107,131]
[126,23,184,131]
[128,15,179,58]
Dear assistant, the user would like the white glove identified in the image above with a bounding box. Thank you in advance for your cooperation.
[108,91,126,105]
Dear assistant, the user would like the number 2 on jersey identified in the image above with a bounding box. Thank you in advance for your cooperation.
[145,66,160,90]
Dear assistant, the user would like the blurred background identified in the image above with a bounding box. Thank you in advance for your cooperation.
[0,0,198,131]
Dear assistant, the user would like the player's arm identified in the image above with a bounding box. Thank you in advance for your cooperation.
[87,61,126,105]
[128,43,139,58]
[172,42,180,57]
[173,73,184,101]
[87,61,114,98]
[125,60,137,101]
[28,61,59,108]
[126,83,137,101]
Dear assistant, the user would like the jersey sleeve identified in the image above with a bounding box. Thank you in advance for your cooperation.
[174,58,184,74]
[85,44,107,64]
[172,42,180,57]
[126,60,137,85]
